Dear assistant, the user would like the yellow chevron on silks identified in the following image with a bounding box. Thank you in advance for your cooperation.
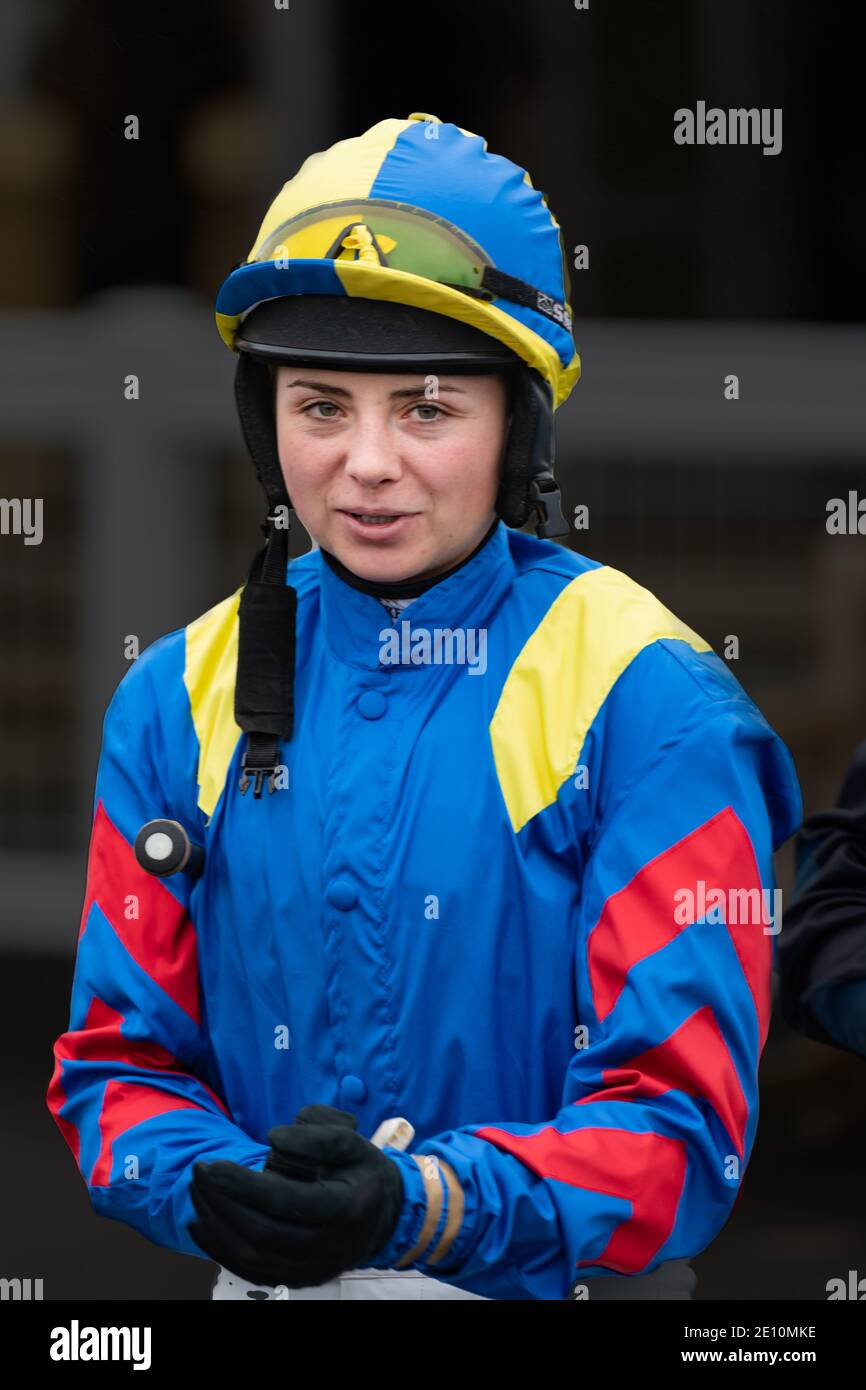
[489,567,714,835]
[184,588,244,819]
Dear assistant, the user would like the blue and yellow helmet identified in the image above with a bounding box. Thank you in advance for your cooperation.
[215,112,580,411]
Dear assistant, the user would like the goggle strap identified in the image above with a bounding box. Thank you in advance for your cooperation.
[477,267,573,334]
[440,268,571,333]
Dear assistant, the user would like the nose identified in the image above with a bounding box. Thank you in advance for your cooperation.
[342,415,404,487]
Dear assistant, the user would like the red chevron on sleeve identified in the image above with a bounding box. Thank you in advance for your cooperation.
[59,996,178,1070]
[586,806,772,1045]
[473,1123,687,1274]
[89,1081,206,1186]
[46,1057,80,1165]
[80,800,200,1025]
[586,1004,749,1159]
[49,998,232,1181]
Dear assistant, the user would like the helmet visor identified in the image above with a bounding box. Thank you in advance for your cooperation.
[252,198,493,295]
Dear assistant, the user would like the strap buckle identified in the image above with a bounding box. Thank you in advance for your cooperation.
[528,475,569,539]
[238,748,279,799]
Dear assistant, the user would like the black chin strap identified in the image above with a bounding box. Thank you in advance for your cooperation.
[232,353,301,799]
[234,520,297,798]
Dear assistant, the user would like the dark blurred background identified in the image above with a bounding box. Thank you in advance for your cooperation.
[1,0,864,1299]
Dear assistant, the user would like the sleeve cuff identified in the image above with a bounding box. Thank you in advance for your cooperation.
[363,1148,431,1269]
[365,1146,481,1274]
[413,1152,479,1275]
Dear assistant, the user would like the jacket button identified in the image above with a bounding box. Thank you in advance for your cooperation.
[326,879,358,910]
[340,1074,367,1104]
[358,690,387,720]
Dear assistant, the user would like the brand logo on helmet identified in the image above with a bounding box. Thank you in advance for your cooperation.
[537,293,572,332]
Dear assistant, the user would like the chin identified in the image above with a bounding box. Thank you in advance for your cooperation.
[337,539,430,584]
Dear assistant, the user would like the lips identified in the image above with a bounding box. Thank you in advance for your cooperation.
[338,510,418,539]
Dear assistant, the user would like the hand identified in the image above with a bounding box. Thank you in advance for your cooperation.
[188,1106,405,1288]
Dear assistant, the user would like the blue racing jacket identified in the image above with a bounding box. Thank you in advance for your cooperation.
[47,521,802,1299]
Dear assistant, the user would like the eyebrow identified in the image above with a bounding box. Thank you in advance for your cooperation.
[283,378,467,400]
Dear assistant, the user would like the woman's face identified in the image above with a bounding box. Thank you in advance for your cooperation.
[274,367,510,584]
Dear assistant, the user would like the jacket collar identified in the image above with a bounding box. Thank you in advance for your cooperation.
[314,519,516,670]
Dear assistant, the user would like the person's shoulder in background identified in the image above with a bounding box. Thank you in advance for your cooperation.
[778,739,866,1058]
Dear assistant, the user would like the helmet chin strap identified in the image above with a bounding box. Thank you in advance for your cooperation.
[318,516,500,599]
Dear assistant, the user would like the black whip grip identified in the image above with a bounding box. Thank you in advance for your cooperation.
[134,819,204,879]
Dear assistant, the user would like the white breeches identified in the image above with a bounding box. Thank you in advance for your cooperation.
[210,1258,695,1301]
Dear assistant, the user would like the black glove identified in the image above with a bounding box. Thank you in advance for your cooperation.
[188,1105,405,1288]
